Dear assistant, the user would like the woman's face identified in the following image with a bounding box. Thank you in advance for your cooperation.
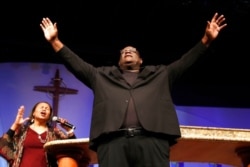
[32,102,52,122]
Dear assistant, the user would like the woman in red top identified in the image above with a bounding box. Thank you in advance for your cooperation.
[0,101,76,167]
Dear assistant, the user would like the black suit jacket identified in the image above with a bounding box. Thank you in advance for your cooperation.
[57,41,208,150]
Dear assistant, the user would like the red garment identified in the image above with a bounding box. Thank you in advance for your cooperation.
[19,128,48,167]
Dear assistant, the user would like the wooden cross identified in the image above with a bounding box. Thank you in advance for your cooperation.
[33,69,78,127]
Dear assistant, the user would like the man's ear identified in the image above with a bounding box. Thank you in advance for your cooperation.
[140,58,143,65]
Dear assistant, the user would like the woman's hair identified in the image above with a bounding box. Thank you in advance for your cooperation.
[27,101,54,127]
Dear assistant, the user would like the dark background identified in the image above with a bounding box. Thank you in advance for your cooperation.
[1,0,250,108]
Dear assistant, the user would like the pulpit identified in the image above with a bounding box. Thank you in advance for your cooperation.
[44,126,250,167]
[170,125,250,167]
[44,138,97,167]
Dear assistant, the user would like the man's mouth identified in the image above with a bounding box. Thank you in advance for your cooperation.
[124,54,132,58]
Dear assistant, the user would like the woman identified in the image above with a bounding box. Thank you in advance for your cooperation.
[0,101,76,167]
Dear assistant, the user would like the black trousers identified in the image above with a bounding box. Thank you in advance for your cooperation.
[96,134,170,167]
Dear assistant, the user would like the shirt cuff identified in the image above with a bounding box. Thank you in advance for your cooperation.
[6,129,15,137]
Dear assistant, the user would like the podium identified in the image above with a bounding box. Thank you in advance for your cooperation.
[44,126,250,167]
[44,138,97,167]
[170,125,250,167]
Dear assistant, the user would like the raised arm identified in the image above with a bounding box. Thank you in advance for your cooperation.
[40,17,64,52]
[201,12,227,47]
[10,105,30,131]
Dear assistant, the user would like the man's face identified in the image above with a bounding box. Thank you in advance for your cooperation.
[118,46,142,70]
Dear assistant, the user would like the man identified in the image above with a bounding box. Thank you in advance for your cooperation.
[40,12,227,167]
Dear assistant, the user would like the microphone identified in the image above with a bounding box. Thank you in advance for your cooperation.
[52,116,76,129]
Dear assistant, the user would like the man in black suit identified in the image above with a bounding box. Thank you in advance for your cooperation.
[40,12,227,167]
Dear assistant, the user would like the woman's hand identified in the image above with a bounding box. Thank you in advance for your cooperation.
[11,105,30,131]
